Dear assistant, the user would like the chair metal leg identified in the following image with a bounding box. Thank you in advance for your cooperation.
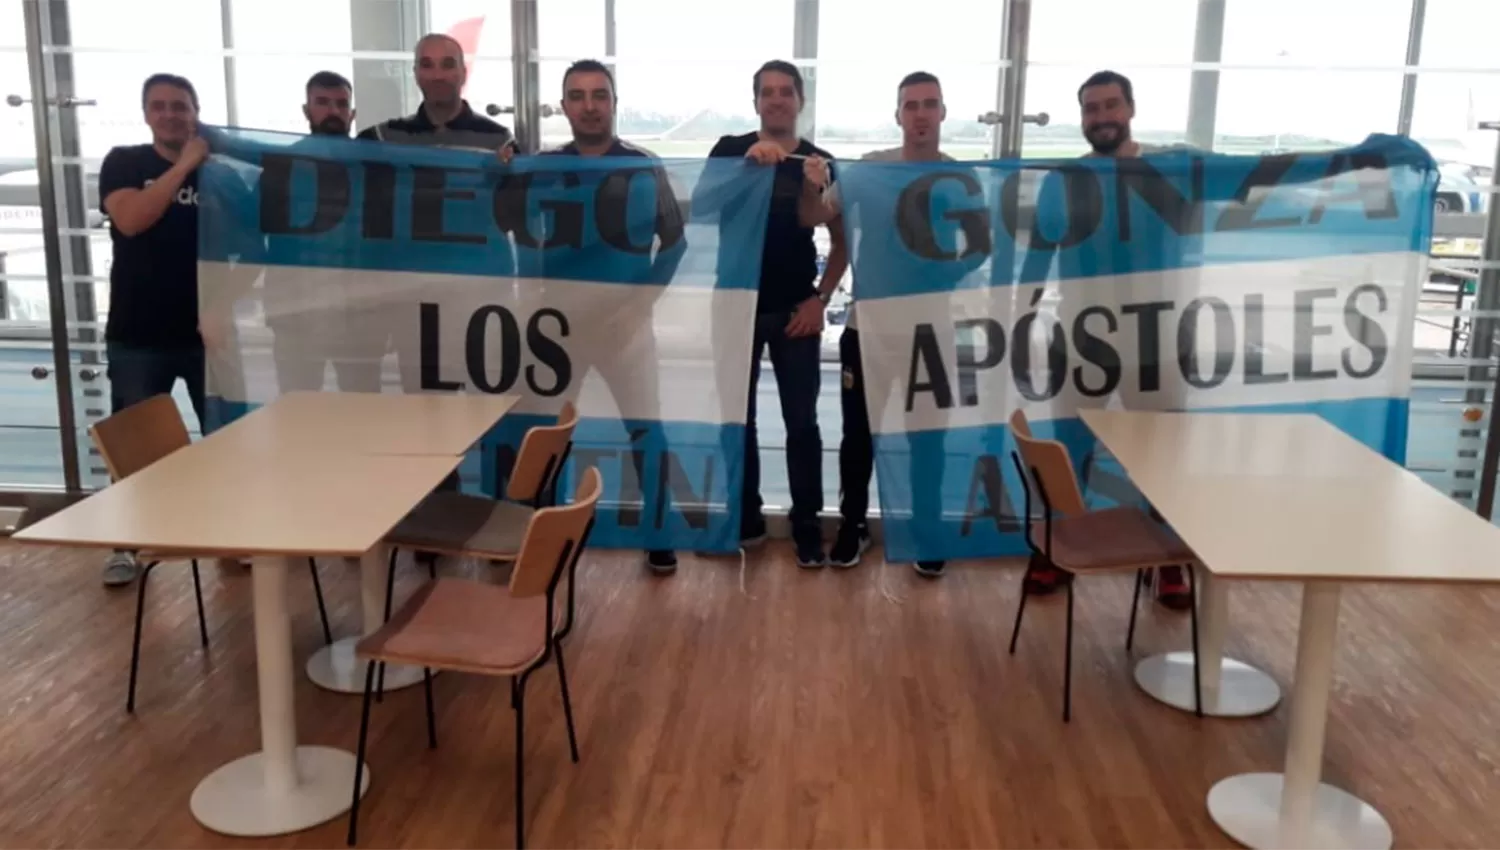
[126,562,158,714]
[513,675,527,850]
[308,558,333,646]
[423,667,437,749]
[190,559,209,648]
[1008,561,1032,655]
[1063,578,1075,723]
[555,642,579,763]
[347,661,376,846]
[1126,568,1145,652]
[377,549,398,701]
[1186,564,1203,718]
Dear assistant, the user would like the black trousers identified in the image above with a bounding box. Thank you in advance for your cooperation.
[838,326,942,536]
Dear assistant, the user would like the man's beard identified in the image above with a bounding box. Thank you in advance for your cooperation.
[1084,121,1127,154]
[310,117,348,136]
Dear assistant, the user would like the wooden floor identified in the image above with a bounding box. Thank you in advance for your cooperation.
[1,541,1498,849]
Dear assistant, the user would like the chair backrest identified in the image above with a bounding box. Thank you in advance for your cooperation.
[506,401,579,505]
[1008,409,1087,517]
[509,466,602,600]
[89,395,192,483]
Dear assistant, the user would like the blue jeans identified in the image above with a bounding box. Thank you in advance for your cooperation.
[106,341,206,430]
[742,312,824,539]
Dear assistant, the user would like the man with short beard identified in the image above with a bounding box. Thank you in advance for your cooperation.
[265,71,387,394]
[1019,69,1193,610]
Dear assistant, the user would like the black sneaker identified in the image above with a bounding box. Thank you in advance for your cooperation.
[913,560,947,579]
[646,550,678,576]
[794,533,825,569]
[828,523,870,569]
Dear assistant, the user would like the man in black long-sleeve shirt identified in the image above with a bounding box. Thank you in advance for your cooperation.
[704,60,848,568]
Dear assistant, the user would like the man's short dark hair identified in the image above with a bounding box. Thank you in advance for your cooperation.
[562,59,617,99]
[897,70,942,103]
[306,71,353,95]
[753,60,805,102]
[141,73,198,110]
[1078,70,1133,105]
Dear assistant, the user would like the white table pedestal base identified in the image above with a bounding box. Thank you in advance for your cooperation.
[306,637,427,694]
[1134,651,1281,717]
[190,745,368,837]
[1208,772,1392,850]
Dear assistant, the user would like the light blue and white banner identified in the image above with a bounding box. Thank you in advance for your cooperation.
[838,134,1437,563]
[195,127,772,554]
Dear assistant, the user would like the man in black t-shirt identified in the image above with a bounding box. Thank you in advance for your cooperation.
[96,73,209,587]
[537,59,686,576]
[699,60,848,568]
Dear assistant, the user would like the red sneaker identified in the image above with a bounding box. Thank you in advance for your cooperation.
[1154,565,1192,611]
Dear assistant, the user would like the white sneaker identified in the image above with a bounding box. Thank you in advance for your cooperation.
[102,552,139,587]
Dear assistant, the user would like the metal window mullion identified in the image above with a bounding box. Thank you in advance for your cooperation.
[792,0,819,141]
[1395,0,1427,136]
[22,0,83,493]
[511,0,540,153]
[1184,0,1225,150]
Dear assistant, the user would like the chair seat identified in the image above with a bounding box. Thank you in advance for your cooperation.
[386,492,534,560]
[1032,507,1195,572]
[356,579,552,676]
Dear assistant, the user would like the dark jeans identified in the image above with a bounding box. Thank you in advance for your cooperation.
[741,311,823,538]
[106,341,206,429]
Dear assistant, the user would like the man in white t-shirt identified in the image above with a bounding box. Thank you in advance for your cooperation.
[802,71,961,577]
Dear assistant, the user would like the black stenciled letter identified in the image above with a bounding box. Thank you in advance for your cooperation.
[1243,293,1289,385]
[596,167,685,255]
[418,303,463,391]
[1072,306,1122,397]
[896,171,992,261]
[1215,154,1303,232]
[465,305,522,393]
[1115,156,1205,240]
[361,161,397,240]
[412,166,486,244]
[906,323,954,411]
[259,152,350,234]
[1121,301,1174,392]
[1342,283,1389,379]
[1176,297,1235,389]
[525,308,571,396]
[1292,287,1338,380]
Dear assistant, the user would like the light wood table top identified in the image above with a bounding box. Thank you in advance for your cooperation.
[1079,409,1500,584]
[13,441,460,557]
[209,391,518,457]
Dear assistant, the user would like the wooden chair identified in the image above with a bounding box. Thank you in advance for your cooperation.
[89,394,333,713]
[378,402,580,654]
[346,467,603,849]
[1005,409,1203,722]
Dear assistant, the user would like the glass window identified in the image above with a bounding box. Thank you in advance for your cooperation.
[1022,0,1196,156]
[538,0,794,157]
[429,0,515,128]
[1213,0,1411,151]
[815,0,1001,160]
[1410,0,1500,173]
[230,0,353,135]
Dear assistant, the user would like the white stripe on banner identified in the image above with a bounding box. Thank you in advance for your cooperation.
[200,262,757,427]
[856,251,1423,435]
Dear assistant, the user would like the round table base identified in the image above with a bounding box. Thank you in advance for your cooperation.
[1208,772,1393,850]
[190,746,367,837]
[1134,651,1281,717]
[306,637,427,694]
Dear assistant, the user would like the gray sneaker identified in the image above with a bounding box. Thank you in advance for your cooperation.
[102,552,139,587]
